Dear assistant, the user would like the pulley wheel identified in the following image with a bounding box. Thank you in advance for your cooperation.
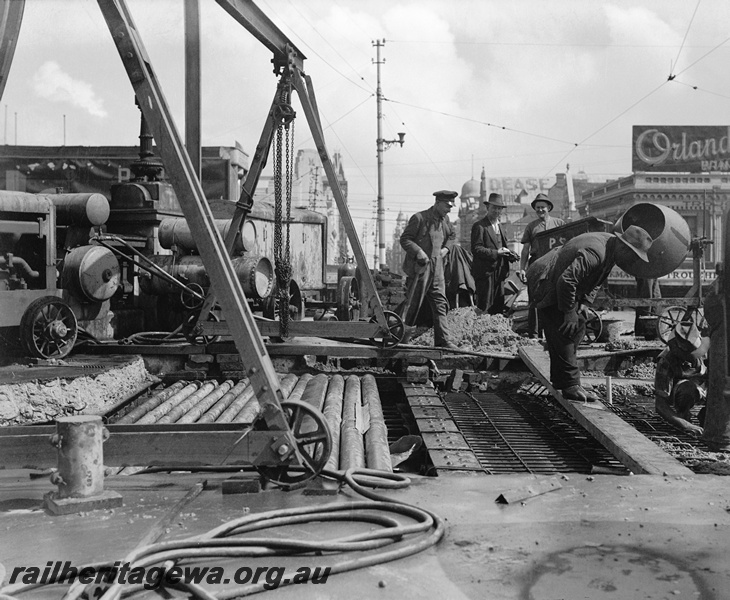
[262,279,304,321]
[257,400,332,490]
[657,305,706,344]
[582,308,603,344]
[335,275,360,321]
[369,310,405,348]
[20,296,78,359]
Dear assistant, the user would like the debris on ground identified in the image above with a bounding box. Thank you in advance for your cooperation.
[411,308,541,355]
[0,357,153,425]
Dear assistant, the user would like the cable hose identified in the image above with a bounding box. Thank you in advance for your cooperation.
[1,469,444,600]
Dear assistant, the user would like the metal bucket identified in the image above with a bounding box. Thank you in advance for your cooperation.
[232,255,273,300]
[614,202,691,279]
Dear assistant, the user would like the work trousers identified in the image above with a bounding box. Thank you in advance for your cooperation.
[538,304,586,390]
[402,257,452,346]
[475,273,506,314]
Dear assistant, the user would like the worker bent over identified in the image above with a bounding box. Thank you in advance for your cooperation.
[654,320,709,437]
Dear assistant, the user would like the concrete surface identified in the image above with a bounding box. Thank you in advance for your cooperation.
[0,469,728,599]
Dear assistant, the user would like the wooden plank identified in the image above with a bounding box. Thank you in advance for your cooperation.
[0,426,292,470]
[518,346,694,476]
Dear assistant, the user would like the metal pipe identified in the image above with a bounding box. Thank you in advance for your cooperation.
[362,374,392,472]
[287,373,313,403]
[116,381,187,424]
[300,373,328,411]
[322,374,345,471]
[197,380,250,424]
[49,415,108,498]
[136,382,201,424]
[340,375,365,470]
[157,381,218,424]
[231,373,299,424]
[218,386,256,423]
[178,380,236,424]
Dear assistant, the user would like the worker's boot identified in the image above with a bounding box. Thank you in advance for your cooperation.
[562,385,588,402]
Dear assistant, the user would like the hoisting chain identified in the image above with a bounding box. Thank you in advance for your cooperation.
[272,84,296,338]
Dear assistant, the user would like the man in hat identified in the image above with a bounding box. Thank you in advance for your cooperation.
[519,193,565,338]
[471,193,519,315]
[526,225,653,403]
[399,190,458,349]
[654,320,709,436]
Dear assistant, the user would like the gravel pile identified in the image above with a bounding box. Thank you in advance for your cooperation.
[411,308,540,355]
[0,357,153,425]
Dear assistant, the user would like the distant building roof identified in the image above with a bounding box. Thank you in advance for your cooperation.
[460,178,480,199]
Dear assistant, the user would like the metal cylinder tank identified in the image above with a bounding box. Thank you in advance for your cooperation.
[140,254,273,299]
[50,193,110,226]
[232,255,273,299]
[61,245,120,302]
[614,202,691,279]
[158,218,244,254]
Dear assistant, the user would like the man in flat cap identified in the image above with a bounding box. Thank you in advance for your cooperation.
[471,193,518,315]
[519,192,565,338]
[527,225,653,403]
[399,190,458,349]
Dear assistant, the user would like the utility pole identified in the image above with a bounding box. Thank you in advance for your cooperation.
[373,39,404,271]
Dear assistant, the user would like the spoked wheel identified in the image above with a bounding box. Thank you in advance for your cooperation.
[257,400,332,490]
[657,305,706,344]
[369,310,405,348]
[182,310,221,345]
[583,308,603,344]
[262,279,305,321]
[20,296,78,359]
[335,276,360,322]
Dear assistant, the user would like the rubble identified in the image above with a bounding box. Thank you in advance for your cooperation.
[0,357,153,426]
[411,308,540,355]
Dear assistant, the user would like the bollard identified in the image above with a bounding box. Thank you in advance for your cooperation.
[44,415,122,515]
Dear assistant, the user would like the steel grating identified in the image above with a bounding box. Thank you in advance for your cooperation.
[441,390,625,474]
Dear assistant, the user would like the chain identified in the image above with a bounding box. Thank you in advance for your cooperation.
[272,84,296,338]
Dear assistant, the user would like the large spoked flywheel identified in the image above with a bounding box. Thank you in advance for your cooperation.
[257,400,332,489]
[20,296,78,359]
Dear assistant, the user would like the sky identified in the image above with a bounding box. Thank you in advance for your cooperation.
[2,0,730,258]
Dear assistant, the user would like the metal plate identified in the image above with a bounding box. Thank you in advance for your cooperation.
[415,418,459,433]
[421,431,470,450]
[428,449,482,470]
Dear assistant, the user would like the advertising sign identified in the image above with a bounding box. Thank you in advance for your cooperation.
[632,125,730,173]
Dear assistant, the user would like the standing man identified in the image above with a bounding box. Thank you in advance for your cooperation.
[399,190,458,350]
[519,193,565,338]
[526,226,653,402]
[471,193,518,315]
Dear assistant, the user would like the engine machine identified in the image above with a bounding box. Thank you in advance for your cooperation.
[0,190,120,358]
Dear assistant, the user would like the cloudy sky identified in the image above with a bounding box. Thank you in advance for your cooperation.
[3,0,730,254]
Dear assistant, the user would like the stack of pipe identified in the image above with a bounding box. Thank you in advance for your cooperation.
[114,373,392,472]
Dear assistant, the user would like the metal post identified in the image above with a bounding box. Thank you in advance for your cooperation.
[374,39,385,270]
[184,0,201,178]
[44,415,122,514]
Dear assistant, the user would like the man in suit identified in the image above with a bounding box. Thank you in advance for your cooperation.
[519,192,565,338]
[399,190,458,349]
[471,193,518,315]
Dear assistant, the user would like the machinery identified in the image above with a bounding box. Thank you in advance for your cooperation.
[0,190,120,358]
[0,0,403,488]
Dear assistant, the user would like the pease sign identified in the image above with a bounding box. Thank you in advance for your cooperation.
[632,125,730,173]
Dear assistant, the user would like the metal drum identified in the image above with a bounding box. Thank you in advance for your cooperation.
[232,255,273,299]
[50,193,110,226]
[61,245,120,302]
[139,255,208,296]
[159,217,244,254]
[614,202,691,279]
